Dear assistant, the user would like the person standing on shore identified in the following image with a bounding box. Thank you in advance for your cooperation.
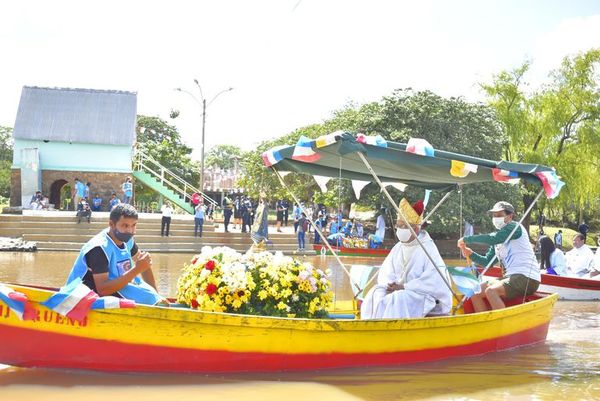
[194,203,205,238]
[160,202,173,237]
[251,194,270,250]
[122,177,133,205]
[297,212,308,251]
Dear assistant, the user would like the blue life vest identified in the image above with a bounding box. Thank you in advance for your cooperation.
[66,228,162,305]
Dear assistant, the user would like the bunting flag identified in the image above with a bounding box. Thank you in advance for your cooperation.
[450,160,479,178]
[382,182,407,192]
[0,284,36,320]
[492,168,520,184]
[313,175,332,193]
[315,131,342,148]
[535,171,565,199]
[291,136,321,163]
[41,278,99,322]
[261,145,286,167]
[91,296,136,310]
[447,266,481,298]
[356,134,388,148]
[424,189,432,207]
[351,180,370,200]
[406,138,435,157]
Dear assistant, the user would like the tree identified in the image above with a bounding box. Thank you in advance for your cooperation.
[0,126,13,199]
[239,89,517,238]
[135,115,199,204]
[482,49,600,228]
[206,144,243,170]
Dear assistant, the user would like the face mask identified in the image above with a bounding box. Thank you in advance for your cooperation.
[112,227,134,243]
[396,228,413,242]
[492,217,507,230]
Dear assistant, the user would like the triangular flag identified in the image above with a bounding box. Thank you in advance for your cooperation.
[278,171,291,178]
[313,175,332,193]
[351,180,370,200]
[382,182,407,192]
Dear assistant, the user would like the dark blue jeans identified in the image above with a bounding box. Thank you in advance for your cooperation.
[297,231,305,249]
[195,218,204,237]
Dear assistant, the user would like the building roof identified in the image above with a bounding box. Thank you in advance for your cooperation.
[13,86,137,146]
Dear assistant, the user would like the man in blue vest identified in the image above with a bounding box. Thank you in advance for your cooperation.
[121,176,133,204]
[66,204,164,305]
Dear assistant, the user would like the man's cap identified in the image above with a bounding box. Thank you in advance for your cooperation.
[488,201,515,214]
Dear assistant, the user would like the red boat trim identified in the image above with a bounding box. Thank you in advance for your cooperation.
[483,267,600,290]
[0,322,549,373]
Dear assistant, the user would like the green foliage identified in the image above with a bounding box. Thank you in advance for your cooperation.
[135,115,199,202]
[206,144,243,170]
[482,48,600,226]
[239,90,515,238]
[0,126,13,198]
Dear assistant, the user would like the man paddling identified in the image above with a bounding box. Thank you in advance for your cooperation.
[458,201,540,312]
[65,204,165,305]
[360,198,452,319]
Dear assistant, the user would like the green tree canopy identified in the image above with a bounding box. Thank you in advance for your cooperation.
[206,144,243,170]
[239,90,518,238]
[0,126,13,199]
[135,115,199,205]
[482,48,600,227]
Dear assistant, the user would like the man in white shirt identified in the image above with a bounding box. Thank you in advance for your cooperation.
[565,234,594,277]
[160,202,174,237]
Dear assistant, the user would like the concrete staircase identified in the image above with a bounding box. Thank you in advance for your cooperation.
[0,213,306,254]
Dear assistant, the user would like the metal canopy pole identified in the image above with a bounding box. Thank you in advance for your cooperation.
[271,167,363,296]
[355,151,461,303]
[452,187,545,314]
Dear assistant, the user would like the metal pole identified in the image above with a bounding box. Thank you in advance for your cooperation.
[272,167,362,296]
[200,98,206,193]
[356,151,461,303]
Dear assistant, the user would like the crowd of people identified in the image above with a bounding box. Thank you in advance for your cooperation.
[72,177,135,224]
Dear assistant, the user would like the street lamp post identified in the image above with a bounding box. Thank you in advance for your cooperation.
[176,81,233,193]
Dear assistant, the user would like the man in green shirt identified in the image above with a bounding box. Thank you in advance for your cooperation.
[458,201,540,312]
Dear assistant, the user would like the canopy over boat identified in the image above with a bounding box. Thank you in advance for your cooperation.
[262,132,564,198]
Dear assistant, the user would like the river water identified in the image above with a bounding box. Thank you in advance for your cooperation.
[0,251,599,400]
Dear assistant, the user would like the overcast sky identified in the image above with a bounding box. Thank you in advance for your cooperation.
[1,0,598,158]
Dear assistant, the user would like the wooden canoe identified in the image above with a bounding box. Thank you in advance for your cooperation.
[483,266,600,301]
[0,282,558,373]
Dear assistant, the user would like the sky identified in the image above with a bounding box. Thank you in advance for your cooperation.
[1,0,599,159]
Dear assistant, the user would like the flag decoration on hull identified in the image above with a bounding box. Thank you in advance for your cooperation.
[0,284,36,320]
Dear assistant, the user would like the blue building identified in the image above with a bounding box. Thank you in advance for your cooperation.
[10,86,136,210]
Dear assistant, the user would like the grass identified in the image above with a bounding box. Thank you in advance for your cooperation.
[529,225,598,250]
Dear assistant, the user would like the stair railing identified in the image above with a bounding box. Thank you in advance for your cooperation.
[133,148,219,208]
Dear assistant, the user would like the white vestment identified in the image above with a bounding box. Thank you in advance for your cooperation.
[566,245,594,277]
[360,231,452,319]
[375,215,386,240]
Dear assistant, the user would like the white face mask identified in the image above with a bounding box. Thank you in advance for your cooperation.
[492,216,507,230]
[396,228,413,242]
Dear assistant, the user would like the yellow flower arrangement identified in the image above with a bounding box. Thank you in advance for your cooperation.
[176,246,333,318]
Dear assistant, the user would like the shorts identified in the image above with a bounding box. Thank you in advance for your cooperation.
[496,274,540,300]
[276,211,284,222]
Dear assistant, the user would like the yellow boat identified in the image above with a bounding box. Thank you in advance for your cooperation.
[0,283,558,373]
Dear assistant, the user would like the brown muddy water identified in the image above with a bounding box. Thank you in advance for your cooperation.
[0,251,598,400]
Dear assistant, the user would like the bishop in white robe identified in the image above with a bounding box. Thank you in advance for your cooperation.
[360,199,452,319]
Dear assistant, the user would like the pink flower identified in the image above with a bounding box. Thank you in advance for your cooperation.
[205,260,216,271]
